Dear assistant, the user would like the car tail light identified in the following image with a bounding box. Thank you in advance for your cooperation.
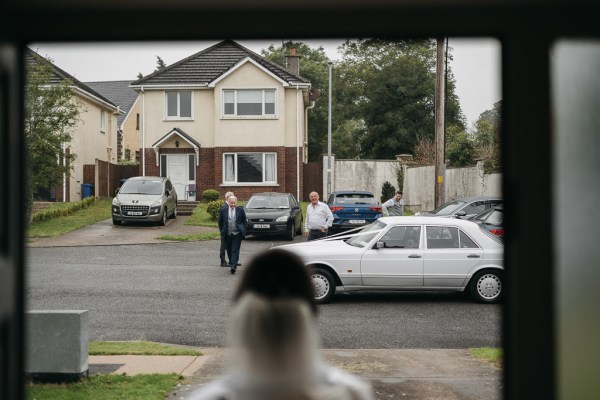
[490,229,504,237]
[329,206,344,212]
[370,206,382,212]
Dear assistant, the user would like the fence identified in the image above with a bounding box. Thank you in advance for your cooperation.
[83,161,138,199]
[326,156,502,212]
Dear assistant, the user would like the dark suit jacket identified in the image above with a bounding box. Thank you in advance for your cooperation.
[218,206,247,237]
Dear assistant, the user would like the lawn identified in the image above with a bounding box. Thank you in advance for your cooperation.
[27,199,112,238]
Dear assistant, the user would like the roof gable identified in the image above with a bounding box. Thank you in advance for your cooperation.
[131,40,309,88]
[26,48,120,110]
[85,80,139,125]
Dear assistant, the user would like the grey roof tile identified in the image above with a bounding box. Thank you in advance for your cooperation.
[131,40,309,86]
[85,81,138,125]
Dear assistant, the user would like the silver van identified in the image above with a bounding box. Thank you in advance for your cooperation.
[111,176,178,225]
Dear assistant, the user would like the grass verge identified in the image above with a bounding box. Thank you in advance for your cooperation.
[89,341,202,356]
[27,199,112,238]
[470,347,503,367]
[26,374,181,400]
[157,232,220,242]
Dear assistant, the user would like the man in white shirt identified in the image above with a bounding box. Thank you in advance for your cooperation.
[304,191,333,241]
[382,191,404,216]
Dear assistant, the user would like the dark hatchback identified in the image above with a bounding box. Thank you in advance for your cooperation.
[469,204,504,237]
[326,190,382,234]
[245,192,303,240]
[417,196,503,219]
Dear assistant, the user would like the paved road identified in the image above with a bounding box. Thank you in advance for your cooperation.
[26,222,501,348]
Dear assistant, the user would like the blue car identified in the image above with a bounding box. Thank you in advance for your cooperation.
[326,190,382,234]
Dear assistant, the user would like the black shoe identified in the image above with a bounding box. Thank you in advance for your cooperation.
[230,268,236,274]
[220,262,228,267]
[236,263,242,266]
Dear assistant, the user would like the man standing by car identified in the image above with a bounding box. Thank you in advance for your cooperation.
[219,191,234,266]
[382,191,404,216]
[304,191,333,241]
[218,195,246,274]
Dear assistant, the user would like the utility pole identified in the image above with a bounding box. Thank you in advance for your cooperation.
[327,61,332,197]
[434,37,446,208]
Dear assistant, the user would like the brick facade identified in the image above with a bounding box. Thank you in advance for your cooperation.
[139,146,304,201]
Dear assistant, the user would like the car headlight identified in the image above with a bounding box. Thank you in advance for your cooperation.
[276,215,289,223]
[149,200,162,215]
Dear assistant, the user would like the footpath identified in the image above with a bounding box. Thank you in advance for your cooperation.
[89,348,501,400]
[30,217,502,400]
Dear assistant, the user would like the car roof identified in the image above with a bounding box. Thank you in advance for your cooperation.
[250,192,290,197]
[451,195,502,202]
[331,190,375,195]
[379,216,480,227]
[126,176,165,181]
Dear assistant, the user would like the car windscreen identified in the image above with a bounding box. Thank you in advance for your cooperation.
[246,195,290,209]
[333,194,376,205]
[430,200,466,215]
[471,207,495,222]
[120,180,163,195]
[345,221,387,248]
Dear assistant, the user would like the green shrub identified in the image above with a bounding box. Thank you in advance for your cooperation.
[381,181,396,203]
[206,200,223,221]
[201,189,220,203]
[31,197,96,223]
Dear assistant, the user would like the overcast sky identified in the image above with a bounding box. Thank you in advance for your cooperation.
[31,38,500,127]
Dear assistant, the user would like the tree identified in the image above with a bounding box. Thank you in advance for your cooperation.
[261,41,331,161]
[137,55,168,80]
[24,54,82,220]
[472,100,502,172]
[334,39,466,159]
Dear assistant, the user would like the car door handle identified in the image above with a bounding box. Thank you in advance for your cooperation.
[467,254,481,258]
[408,254,422,258]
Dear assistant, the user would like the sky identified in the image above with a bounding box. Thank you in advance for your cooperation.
[31,38,501,128]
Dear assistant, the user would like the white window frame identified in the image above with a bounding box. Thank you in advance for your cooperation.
[164,90,194,120]
[100,109,106,133]
[221,89,277,118]
[222,152,277,185]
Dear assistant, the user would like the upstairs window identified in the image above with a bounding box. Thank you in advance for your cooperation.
[100,109,106,132]
[223,89,276,117]
[165,91,192,119]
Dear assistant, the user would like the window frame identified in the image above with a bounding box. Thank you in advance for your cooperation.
[221,88,277,118]
[100,109,106,133]
[164,90,194,120]
[222,152,277,185]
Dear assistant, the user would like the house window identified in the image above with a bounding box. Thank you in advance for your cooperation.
[223,89,276,117]
[136,113,140,130]
[100,110,106,132]
[160,154,167,177]
[188,154,195,180]
[223,153,276,184]
[165,91,192,119]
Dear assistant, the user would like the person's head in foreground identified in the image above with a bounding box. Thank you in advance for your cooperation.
[189,248,373,400]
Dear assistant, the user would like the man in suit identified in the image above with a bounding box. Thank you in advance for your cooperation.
[219,191,234,266]
[218,195,247,274]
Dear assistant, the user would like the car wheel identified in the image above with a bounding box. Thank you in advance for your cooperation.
[112,219,120,226]
[159,209,167,226]
[170,204,177,219]
[469,269,503,303]
[287,222,295,241]
[311,268,335,304]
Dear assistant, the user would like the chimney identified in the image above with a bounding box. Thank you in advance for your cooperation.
[285,47,300,76]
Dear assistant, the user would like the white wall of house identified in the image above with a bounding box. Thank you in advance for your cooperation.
[68,96,118,201]
[121,96,141,160]
[328,156,502,212]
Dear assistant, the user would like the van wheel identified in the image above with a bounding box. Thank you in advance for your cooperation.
[311,268,335,304]
[159,210,167,226]
[469,270,503,303]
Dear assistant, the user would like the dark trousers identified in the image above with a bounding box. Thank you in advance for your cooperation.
[224,233,242,269]
[307,229,327,241]
[219,235,227,263]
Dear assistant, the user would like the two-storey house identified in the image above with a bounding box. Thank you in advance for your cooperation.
[130,40,312,201]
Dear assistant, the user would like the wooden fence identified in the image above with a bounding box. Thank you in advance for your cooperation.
[83,161,138,198]
[302,161,323,201]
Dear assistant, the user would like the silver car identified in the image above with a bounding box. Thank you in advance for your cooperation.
[278,216,504,304]
[112,176,178,226]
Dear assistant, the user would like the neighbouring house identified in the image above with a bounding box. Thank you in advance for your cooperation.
[26,49,124,202]
[85,80,140,163]
[130,40,312,201]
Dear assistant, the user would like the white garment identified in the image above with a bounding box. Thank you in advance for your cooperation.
[305,201,334,231]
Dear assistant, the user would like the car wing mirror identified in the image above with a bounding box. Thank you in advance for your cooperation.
[455,210,467,218]
[375,241,385,249]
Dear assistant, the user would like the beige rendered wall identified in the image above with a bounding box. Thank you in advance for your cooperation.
[67,96,118,201]
[121,96,141,160]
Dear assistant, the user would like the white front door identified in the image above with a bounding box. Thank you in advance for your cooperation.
[167,155,192,200]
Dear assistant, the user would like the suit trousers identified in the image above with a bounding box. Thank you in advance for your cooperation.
[224,233,242,269]
[219,235,227,263]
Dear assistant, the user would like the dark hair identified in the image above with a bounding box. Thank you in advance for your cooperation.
[234,249,317,315]
[396,191,403,195]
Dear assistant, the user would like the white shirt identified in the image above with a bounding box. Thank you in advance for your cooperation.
[305,201,333,231]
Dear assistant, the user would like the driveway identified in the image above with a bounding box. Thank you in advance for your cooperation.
[26,216,217,247]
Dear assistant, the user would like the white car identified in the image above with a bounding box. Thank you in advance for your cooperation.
[277,216,504,304]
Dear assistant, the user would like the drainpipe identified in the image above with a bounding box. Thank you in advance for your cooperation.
[305,101,316,164]
[296,85,300,202]
[141,86,146,176]
[62,143,67,202]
